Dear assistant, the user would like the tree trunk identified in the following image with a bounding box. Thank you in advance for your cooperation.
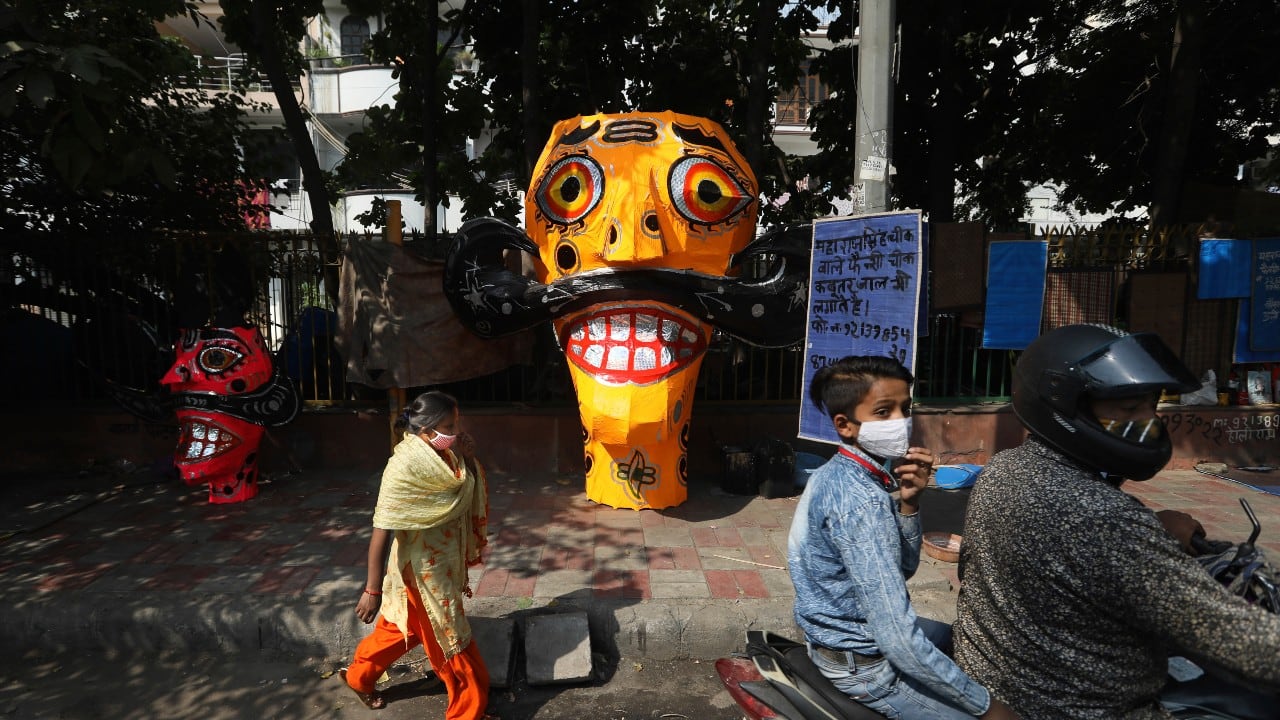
[1149,0,1204,254]
[421,2,440,245]
[521,0,541,183]
[743,0,781,179]
[249,0,340,305]
[925,24,958,223]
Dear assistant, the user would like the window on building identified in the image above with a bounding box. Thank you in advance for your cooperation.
[776,63,829,126]
[340,16,370,62]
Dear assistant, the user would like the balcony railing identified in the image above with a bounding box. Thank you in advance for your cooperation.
[178,54,297,93]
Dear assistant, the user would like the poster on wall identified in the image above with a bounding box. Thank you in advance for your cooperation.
[982,241,1048,350]
[798,211,923,445]
[1249,238,1280,352]
[1198,238,1252,299]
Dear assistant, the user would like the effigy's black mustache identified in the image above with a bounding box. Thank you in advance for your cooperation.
[443,218,812,349]
[171,365,301,427]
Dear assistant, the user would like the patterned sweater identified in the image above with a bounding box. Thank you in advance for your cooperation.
[954,438,1280,719]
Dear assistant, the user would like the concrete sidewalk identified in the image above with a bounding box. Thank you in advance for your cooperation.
[0,463,1278,666]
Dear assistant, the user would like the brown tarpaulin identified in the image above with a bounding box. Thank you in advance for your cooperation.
[1127,272,1188,356]
[929,222,986,311]
[337,238,531,388]
[1041,269,1116,332]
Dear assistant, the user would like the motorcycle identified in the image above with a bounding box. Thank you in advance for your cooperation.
[716,497,1279,720]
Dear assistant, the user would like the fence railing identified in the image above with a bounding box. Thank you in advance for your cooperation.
[2,223,1237,412]
[1040,223,1207,269]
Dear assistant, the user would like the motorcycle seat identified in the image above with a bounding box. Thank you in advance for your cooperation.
[745,630,887,719]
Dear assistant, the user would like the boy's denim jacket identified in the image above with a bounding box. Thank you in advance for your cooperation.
[787,446,989,715]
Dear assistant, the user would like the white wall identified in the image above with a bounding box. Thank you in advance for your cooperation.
[308,66,398,115]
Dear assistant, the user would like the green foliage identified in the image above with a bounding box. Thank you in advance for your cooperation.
[0,0,269,233]
[9,0,1274,241]
[802,0,1280,227]
[335,0,824,229]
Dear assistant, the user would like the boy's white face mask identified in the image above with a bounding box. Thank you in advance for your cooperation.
[855,417,912,459]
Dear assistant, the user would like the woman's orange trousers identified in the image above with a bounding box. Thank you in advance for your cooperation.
[345,578,490,719]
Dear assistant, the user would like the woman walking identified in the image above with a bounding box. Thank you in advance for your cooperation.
[341,391,495,718]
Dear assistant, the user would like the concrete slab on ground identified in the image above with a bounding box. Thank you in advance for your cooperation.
[471,616,516,689]
[524,611,593,685]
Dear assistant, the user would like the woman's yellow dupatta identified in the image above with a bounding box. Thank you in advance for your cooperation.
[372,433,488,658]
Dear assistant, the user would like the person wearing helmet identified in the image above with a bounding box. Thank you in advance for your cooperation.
[953,324,1280,718]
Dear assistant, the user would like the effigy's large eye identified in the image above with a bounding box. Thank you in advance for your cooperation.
[197,344,245,374]
[535,155,605,225]
[667,156,752,226]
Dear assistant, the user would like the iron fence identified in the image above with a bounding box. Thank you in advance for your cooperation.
[1,223,1239,413]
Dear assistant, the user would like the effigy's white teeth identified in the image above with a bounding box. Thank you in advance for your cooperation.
[635,314,658,341]
[634,347,656,370]
[610,315,630,341]
[607,346,629,370]
[585,345,605,367]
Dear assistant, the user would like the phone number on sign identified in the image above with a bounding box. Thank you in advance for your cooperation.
[1161,413,1280,445]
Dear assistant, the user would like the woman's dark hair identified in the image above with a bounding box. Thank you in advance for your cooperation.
[395,391,459,434]
[810,356,913,419]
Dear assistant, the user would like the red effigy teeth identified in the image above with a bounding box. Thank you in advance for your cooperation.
[563,307,706,383]
[175,417,241,463]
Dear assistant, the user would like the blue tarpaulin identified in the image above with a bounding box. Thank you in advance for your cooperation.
[982,241,1048,350]
[1198,239,1252,299]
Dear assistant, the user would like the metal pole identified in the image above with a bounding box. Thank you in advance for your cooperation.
[853,0,895,214]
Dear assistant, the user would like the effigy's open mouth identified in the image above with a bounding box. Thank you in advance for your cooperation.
[174,416,243,464]
[561,305,708,385]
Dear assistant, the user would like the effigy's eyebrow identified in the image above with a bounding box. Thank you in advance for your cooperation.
[601,118,659,144]
[672,123,728,155]
[553,120,602,148]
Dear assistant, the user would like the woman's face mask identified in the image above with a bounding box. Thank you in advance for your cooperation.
[427,430,457,451]
[856,417,912,459]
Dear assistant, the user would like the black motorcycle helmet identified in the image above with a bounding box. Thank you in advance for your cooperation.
[1012,324,1200,480]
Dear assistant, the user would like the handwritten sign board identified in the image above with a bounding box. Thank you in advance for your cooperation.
[1250,238,1280,352]
[798,211,923,445]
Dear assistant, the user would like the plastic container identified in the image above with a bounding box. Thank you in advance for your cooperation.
[934,464,982,490]
[923,532,962,563]
[793,452,827,488]
[720,447,757,495]
[755,439,798,499]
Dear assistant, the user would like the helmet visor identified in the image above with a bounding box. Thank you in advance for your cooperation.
[1075,332,1200,397]
[1093,416,1164,446]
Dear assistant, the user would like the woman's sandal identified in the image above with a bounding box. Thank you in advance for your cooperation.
[338,668,387,710]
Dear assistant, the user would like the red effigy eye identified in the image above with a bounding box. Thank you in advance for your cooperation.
[667,156,752,226]
[535,155,605,225]
[197,344,245,374]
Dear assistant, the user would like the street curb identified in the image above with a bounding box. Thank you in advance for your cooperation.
[0,564,959,663]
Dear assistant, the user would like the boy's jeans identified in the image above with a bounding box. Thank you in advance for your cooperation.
[807,619,979,720]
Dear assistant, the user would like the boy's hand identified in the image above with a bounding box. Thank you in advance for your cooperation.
[1156,509,1205,554]
[895,446,934,512]
[981,697,1021,719]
